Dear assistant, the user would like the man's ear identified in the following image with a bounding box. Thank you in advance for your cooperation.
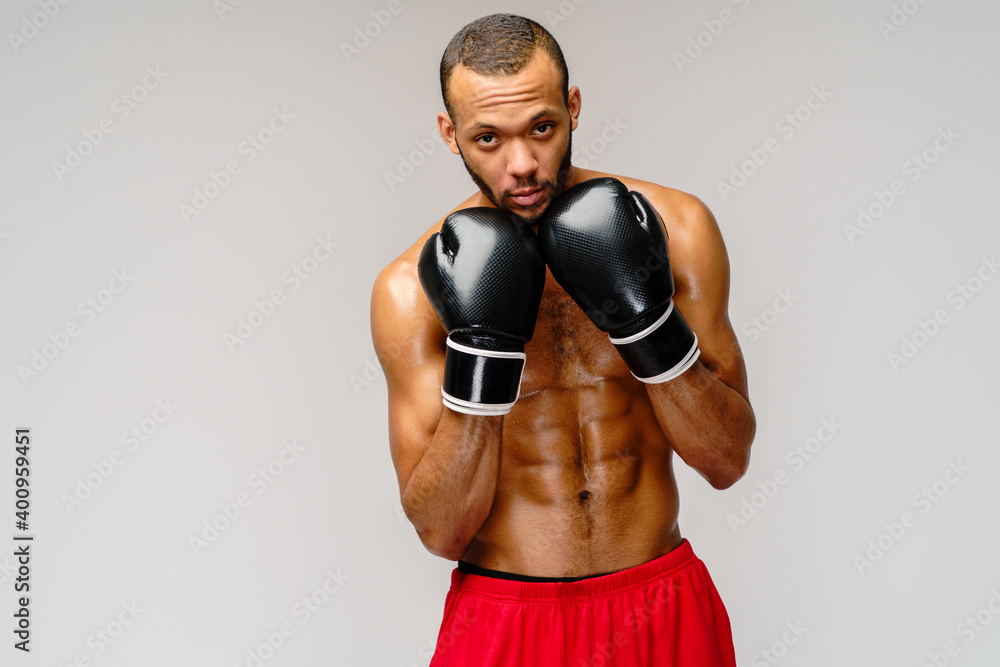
[437,112,461,155]
[567,86,581,132]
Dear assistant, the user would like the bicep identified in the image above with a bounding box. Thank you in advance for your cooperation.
[371,266,447,493]
[384,348,446,491]
[667,196,750,401]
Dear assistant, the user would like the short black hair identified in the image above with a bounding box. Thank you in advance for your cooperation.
[440,14,569,123]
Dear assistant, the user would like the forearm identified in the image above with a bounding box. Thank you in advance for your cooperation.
[401,409,502,560]
[647,361,755,489]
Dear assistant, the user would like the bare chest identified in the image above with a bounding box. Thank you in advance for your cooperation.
[520,276,631,394]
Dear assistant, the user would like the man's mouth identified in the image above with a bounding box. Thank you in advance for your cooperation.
[508,189,544,207]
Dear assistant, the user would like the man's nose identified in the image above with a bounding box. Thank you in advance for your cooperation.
[506,140,538,179]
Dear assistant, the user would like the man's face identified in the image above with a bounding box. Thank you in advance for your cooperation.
[439,50,580,224]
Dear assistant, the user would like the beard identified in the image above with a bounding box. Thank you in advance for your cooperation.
[457,132,573,225]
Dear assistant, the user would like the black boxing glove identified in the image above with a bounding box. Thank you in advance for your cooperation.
[537,178,699,383]
[418,208,545,415]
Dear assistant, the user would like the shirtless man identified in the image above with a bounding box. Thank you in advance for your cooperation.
[371,14,755,667]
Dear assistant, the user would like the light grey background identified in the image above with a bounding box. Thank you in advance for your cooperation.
[1,0,998,665]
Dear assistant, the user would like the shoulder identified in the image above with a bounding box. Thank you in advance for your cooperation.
[586,170,730,299]
[602,173,718,241]
[581,170,726,258]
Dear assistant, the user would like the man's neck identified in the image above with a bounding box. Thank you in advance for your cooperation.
[560,164,585,191]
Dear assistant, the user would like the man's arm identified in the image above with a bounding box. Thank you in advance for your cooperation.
[371,259,503,560]
[642,189,755,489]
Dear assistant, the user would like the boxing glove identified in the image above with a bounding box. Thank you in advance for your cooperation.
[418,208,545,415]
[537,177,699,383]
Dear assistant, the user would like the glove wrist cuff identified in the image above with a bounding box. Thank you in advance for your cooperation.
[441,336,526,416]
[609,300,700,383]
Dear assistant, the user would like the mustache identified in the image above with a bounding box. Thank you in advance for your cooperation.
[502,180,551,199]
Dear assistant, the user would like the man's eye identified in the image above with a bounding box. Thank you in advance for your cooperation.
[476,135,497,146]
[534,123,553,135]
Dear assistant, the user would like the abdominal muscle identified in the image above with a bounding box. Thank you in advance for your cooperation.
[460,278,684,577]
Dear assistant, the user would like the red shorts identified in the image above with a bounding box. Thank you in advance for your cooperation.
[430,539,736,667]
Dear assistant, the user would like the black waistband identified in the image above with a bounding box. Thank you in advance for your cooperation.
[457,560,612,583]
